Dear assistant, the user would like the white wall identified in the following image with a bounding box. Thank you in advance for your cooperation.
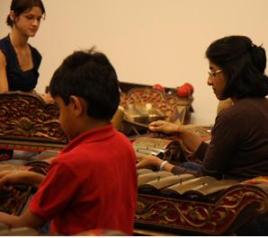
[1,0,268,125]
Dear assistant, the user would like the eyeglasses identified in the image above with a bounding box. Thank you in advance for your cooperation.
[208,69,222,78]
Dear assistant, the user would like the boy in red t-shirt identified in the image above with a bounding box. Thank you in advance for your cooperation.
[0,49,137,235]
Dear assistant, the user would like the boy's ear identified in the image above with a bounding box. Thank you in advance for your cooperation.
[69,96,86,116]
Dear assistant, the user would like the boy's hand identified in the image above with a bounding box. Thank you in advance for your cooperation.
[0,170,23,187]
[0,171,45,187]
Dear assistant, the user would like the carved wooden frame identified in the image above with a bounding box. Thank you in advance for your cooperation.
[0,92,67,151]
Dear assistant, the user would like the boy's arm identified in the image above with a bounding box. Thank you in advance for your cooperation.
[0,171,45,187]
[0,209,44,230]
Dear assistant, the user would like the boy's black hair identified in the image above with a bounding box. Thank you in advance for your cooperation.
[206,35,268,99]
[7,0,46,26]
[49,48,120,120]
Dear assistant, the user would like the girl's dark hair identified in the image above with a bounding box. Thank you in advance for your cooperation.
[7,0,46,26]
[206,35,268,99]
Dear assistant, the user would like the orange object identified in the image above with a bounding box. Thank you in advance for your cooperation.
[176,83,194,97]
[153,83,165,93]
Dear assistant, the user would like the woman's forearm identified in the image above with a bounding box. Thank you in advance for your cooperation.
[177,130,203,153]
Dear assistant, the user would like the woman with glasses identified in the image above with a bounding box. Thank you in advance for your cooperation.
[0,0,45,93]
[137,35,268,181]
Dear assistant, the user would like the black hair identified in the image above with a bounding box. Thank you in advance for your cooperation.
[7,0,46,27]
[49,48,120,121]
[206,35,268,99]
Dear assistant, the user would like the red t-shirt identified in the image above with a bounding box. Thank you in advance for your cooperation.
[29,125,137,235]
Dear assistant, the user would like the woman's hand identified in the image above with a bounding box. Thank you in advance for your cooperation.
[149,120,203,153]
[136,155,163,170]
[149,120,183,135]
[137,155,175,172]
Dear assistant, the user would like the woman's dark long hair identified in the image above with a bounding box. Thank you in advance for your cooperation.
[206,35,268,99]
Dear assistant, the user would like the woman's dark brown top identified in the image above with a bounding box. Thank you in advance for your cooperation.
[172,98,268,180]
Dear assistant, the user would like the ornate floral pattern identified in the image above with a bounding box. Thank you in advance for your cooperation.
[136,184,268,235]
[0,92,68,149]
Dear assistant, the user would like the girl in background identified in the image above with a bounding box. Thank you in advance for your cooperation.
[0,0,47,160]
[0,0,45,92]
